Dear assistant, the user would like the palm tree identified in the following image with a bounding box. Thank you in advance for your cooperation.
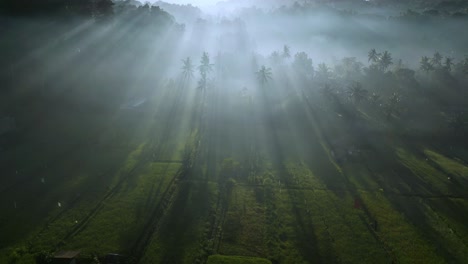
[383,92,401,119]
[282,45,291,59]
[316,63,331,80]
[443,57,454,72]
[292,52,313,77]
[431,52,443,67]
[338,57,363,78]
[256,65,272,88]
[199,52,213,76]
[347,81,368,105]
[420,56,434,73]
[379,51,393,71]
[368,48,379,63]
[198,52,213,90]
[181,57,194,82]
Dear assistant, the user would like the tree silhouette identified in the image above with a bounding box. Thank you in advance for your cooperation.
[368,48,379,63]
[379,51,393,71]
[320,84,334,101]
[347,81,368,105]
[94,0,114,17]
[337,57,363,78]
[256,65,272,88]
[198,52,213,90]
[292,52,313,78]
[383,92,401,119]
[431,52,443,67]
[282,45,291,59]
[181,57,194,82]
[0,0,114,16]
[199,52,213,75]
[316,63,331,80]
[443,57,454,72]
[420,56,434,73]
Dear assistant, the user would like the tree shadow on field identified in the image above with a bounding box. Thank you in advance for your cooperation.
[384,195,462,263]
[157,177,213,263]
[259,93,322,263]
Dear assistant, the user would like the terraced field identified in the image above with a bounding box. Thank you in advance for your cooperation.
[2,75,468,264]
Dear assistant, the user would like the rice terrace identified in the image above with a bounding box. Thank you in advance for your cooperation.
[0,0,468,263]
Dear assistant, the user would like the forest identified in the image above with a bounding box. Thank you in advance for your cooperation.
[1,0,468,263]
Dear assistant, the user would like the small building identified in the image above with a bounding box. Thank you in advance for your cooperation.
[52,250,81,264]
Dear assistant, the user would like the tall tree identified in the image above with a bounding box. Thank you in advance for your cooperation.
[282,45,291,59]
[320,84,335,101]
[292,52,313,78]
[93,0,114,17]
[443,57,454,72]
[368,48,379,63]
[256,65,272,88]
[337,57,363,78]
[198,52,213,90]
[316,63,331,80]
[379,51,393,71]
[420,56,434,73]
[181,57,194,82]
[347,81,368,105]
[199,52,213,75]
[383,92,401,119]
[431,52,443,67]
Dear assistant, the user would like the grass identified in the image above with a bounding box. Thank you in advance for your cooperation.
[2,128,467,264]
[396,147,455,195]
[139,181,219,264]
[359,191,446,263]
[2,121,468,264]
[219,185,267,257]
[417,198,468,263]
[274,186,390,263]
[424,149,468,179]
[63,162,180,256]
[2,152,180,261]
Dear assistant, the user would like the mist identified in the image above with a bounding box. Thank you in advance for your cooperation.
[1,0,468,263]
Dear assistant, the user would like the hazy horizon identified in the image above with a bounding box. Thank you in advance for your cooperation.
[149,0,221,7]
